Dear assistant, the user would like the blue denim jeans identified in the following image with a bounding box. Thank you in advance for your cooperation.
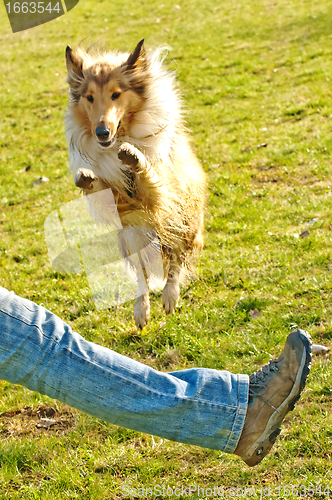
[0,286,249,453]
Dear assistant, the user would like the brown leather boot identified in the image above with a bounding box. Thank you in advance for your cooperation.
[234,329,312,466]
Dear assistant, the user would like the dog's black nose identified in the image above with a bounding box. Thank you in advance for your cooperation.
[96,126,110,140]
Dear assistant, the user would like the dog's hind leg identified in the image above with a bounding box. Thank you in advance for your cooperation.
[134,266,151,330]
[162,251,182,315]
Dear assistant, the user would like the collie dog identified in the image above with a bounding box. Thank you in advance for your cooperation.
[65,39,207,329]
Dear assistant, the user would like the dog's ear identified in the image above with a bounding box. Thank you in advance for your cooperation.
[124,39,145,70]
[66,46,84,102]
[66,46,84,76]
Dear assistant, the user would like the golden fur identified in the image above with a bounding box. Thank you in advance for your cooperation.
[65,39,207,328]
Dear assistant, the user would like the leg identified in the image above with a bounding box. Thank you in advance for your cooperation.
[121,227,154,330]
[134,268,151,330]
[134,292,150,330]
[0,286,247,452]
[0,286,311,464]
[162,250,182,314]
[118,143,156,178]
[74,168,102,192]
[118,143,165,207]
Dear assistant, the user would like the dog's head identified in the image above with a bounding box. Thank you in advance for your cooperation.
[66,40,147,149]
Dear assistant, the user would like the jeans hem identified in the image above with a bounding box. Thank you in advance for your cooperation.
[223,373,249,453]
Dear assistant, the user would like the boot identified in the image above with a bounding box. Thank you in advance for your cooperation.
[234,329,312,466]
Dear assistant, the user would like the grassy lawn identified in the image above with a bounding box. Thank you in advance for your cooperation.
[0,0,332,497]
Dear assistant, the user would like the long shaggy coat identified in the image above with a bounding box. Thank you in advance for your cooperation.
[65,39,207,328]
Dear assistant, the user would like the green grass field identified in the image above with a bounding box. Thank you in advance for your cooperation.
[0,0,332,497]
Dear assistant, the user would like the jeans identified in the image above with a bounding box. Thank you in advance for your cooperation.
[0,286,249,453]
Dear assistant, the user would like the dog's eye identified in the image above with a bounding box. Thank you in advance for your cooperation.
[111,92,121,100]
[87,95,94,103]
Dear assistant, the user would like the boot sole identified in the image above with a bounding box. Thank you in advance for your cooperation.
[242,329,312,466]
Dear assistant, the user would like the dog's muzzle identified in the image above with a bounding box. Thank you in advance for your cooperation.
[95,125,118,148]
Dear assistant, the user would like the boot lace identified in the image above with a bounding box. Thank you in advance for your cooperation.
[249,359,280,412]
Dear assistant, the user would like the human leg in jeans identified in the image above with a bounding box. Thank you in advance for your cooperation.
[0,286,311,466]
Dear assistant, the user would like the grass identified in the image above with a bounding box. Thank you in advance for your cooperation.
[0,0,332,497]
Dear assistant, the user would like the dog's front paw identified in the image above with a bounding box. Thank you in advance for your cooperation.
[162,283,180,315]
[118,143,142,171]
[134,293,151,329]
[75,168,99,190]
